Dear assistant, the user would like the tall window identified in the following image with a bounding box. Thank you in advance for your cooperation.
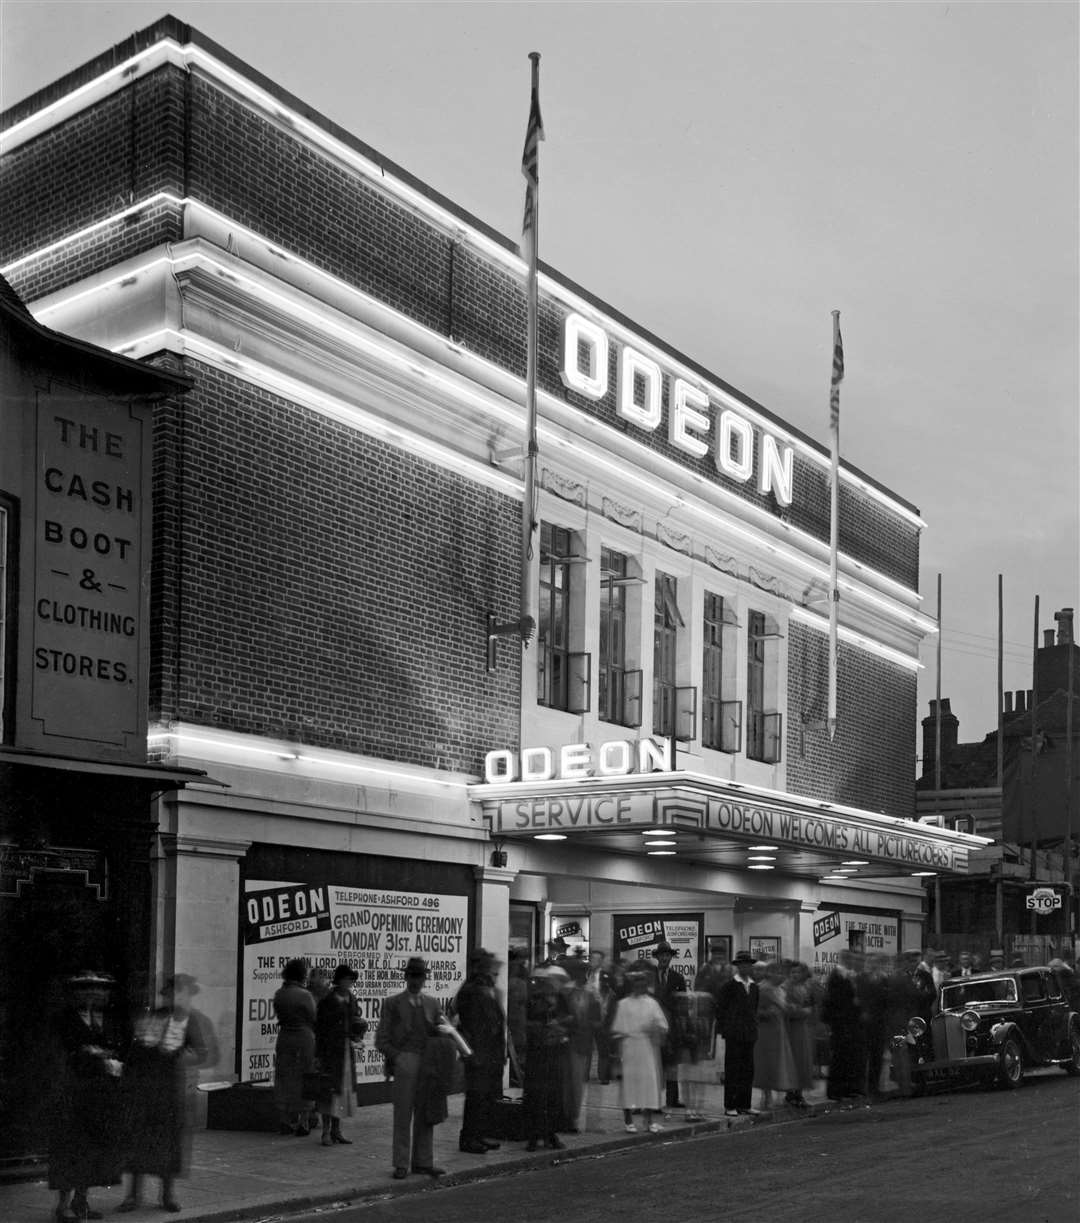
[599,547,627,723]
[653,572,682,737]
[747,609,782,762]
[702,592,740,752]
[538,523,572,709]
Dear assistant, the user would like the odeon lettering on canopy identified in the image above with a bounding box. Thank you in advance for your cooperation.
[560,313,795,507]
[484,736,675,784]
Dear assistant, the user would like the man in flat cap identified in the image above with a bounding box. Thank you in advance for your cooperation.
[375,958,446,1180]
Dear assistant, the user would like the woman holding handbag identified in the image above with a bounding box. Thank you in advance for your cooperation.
[314,963,368,1145]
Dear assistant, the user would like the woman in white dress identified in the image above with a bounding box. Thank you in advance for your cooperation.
[610,966,668,1133]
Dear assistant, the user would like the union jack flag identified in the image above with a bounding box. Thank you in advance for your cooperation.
[521,54,544,252]
[830,312,844,432]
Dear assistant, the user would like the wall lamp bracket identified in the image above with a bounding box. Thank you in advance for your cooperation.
[486,612,536,671]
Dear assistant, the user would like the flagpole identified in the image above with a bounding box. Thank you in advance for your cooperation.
[826,310,842,741]
[520,52,542,647]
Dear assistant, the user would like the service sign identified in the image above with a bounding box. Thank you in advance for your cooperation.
[26,392,149,756]
[241,881,468,1085]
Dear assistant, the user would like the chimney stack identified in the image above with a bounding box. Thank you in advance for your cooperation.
[1044,629,1056,648]
[1056,608,1074,646]
[921,697,959,783]
[1015,690,1026,714]
[1004,691,1013,714]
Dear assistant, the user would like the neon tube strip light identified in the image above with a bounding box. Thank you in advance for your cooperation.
[1,36,923,529]
[788,605,923,671]
[27,240,930,637]
[148,724,470,789]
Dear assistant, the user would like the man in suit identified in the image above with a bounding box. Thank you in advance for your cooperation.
[374,958,447,1180]
[715,950,760,1116]
[653,941,687,1110]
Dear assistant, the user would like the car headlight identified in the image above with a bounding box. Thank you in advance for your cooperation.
[960,1011,979,1032]
[907,1016,927,1039]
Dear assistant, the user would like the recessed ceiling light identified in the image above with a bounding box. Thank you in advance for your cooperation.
[747,855,776,862]
[747,864,774,870]
[748,845,776,851]
[911,870,937,877]
[642,828,674,836]
[534,833,566,841]
[820,875,846,882]
[647,850,676,856]
[835,868,858,873]
[841,860,869,866]
[645,840,677,847]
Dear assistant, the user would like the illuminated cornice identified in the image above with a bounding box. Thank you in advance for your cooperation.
[18,232,933,650]
[148,723,472,792]
[1,36,921,527]
[788,606,923,671]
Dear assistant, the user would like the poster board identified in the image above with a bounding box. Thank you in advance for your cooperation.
[241,880,468,1085]
[612,911,703,985]
[807,907,900,979]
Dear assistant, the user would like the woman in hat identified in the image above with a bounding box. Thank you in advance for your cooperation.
[609,966,669,1134]
[48,971,125,1222]
[272,959,317,1136]
[118,973,217,1213]
[314,963,368,1146]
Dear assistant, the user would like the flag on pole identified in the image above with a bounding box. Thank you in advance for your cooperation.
[830,313,844,432]
[521,53,544,256]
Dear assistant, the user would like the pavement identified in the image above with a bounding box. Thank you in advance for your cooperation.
[4,1072,878,1222]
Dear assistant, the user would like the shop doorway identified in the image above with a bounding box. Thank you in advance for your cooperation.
[0,872,111,1163]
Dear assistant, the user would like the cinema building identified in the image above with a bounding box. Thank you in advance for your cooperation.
[0,15,987,1120]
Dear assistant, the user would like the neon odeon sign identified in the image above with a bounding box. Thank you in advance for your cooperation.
[560,313,795,508]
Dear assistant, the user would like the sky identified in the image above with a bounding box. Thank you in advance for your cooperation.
[2,1,1077,761]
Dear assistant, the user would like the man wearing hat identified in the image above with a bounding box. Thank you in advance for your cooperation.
[653,941,687,1111]
[452,948,506,1154]
[715,951,760,1116]
[375,958,447,1180]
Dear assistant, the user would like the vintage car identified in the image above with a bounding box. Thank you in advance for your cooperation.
[892,966,1080,1093]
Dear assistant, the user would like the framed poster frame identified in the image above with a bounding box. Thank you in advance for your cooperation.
[748,935,781,961]
[706,935,732,963]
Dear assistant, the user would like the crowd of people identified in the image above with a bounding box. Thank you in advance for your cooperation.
[49,941,1080,1207]
[47,970,218,1221]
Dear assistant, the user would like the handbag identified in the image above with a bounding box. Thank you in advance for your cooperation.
[301,1070,333,1100]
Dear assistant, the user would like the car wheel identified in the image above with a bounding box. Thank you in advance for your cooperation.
[1064,1025,1080,1076]
[997,1036,1023,1089]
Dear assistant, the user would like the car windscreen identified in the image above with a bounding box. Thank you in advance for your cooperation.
[941,978,1017,1008]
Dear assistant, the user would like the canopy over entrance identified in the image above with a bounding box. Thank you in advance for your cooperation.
[472,771,991,882]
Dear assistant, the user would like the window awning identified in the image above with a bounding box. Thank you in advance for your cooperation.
[470,771,991,881]
[0,747,227,787]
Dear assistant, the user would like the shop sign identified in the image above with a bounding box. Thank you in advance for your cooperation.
[484,735,673,784]
[0,842,107,899]
[560,312,795,507]
[612,911,703,982]
[26,393,149,756]
[240,881,468,1085]
[485,786,969,872]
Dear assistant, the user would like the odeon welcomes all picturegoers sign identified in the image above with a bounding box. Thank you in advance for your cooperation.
[560,312,796,507]
[482,734,968,872]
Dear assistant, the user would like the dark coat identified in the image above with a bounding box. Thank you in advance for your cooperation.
[123,1006,216,1177]
[315,989,367,1095]
[453,973,507,1076]
[716,976,760,1043]
[374,990,444,1070]
[655,965,689,1058]
[48,1006,126,1192]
